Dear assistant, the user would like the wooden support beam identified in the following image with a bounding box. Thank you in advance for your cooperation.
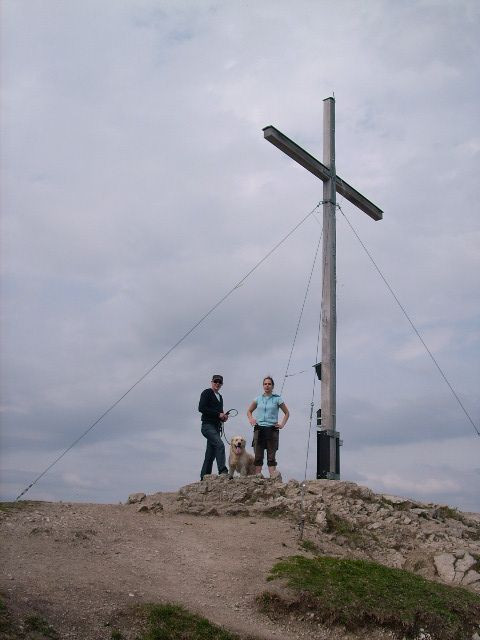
[263,125,383,221]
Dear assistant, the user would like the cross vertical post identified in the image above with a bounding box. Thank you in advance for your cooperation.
[321,97,338,477]
[262,97,383,481]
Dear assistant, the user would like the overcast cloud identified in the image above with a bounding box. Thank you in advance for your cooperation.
[1,0,479,511]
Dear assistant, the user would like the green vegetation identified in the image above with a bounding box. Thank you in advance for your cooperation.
[1,600,245,640]
[380,497,411,511]
[325,509,355,535]
[429,506,480,540]
[0,598,59,640]
[324,509,365,547]
[464,525,480,541]
[299,539,318,553]
[0,598,14,638]
[260,555,480,640]
[0,501,37,513]
[139,603,246,640]
[434,506,463,521]
[25,615,59,638]
[348,487,375,503]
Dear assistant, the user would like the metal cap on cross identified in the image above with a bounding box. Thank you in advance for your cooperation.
[263,97,383,480]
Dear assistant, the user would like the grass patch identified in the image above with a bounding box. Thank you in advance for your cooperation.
[433,506,464,522]
[432,507,480,539]
[380,497,411,511]
[463,526,480,541]
[0,598,16,639]
[324,509,365,547]
[0,501,37,513]
[25,614,59,638]
[429,506,480,540]
[3,600,249,640]
[299,539,318,553]
[261,555,480,640]
[325,510,355,535]
[139,603,248,640]
[348,487,376,503]
[0,598,59,640]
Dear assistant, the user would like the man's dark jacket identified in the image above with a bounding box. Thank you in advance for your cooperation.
[198,388,223,427]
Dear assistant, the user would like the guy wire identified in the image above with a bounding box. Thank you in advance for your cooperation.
[15,201,324,501]
[280,227,323,396]
[298,272,323,541]
[337,202,479,437]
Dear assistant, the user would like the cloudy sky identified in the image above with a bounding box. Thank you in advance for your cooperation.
[1,0,479,511]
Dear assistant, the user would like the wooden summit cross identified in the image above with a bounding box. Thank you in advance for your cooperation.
[263,97,383,479]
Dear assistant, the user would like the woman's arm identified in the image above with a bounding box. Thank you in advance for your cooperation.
[277,402,290,428]
[247,400,258,426]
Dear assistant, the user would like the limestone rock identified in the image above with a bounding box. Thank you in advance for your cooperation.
[434,553,456,583]
[127,492,146,504]
[455,552,476,573]
[411,508,430,518]
[137,500,163,513]
[462,569,480,586]
[375,549,405,569]
[171,475,480,591]
[148,500,164,513]
[453,570,464,584]
[315,509,327,531]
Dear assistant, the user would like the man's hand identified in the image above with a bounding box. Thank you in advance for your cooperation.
[220,413,228,422]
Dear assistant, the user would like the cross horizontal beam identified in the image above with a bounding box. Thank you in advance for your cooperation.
[263,125,383,221]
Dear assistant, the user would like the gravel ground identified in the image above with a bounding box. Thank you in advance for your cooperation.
[1,492,397,640]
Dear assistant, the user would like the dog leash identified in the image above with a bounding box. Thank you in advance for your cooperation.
[220,408,238,445]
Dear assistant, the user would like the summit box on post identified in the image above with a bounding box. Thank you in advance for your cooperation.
[316,429,341,480]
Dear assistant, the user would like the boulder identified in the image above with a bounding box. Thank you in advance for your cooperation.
[455,552,476,573]
[462,569,480,586]
[127,492,146,504]
[433,553,456,583]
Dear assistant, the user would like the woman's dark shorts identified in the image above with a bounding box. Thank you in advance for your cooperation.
[253,426,279,467]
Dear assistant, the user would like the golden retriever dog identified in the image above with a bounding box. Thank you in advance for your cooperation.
[228,436,256,478]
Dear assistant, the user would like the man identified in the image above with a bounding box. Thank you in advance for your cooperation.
[198,374,229,480]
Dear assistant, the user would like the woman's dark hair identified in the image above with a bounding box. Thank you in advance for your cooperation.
[263,376,275,388]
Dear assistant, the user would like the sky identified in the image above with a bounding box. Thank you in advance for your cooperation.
[1,0,479,511]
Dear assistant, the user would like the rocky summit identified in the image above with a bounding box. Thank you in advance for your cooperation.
[159,475,480,592]
[3,477,480,640]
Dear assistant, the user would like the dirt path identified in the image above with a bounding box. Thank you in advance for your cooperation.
[1,495,393,640]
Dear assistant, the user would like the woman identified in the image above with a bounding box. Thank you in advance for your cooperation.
[247,376,289,478]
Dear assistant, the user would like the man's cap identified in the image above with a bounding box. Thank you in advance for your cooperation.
[212,375,223,383]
